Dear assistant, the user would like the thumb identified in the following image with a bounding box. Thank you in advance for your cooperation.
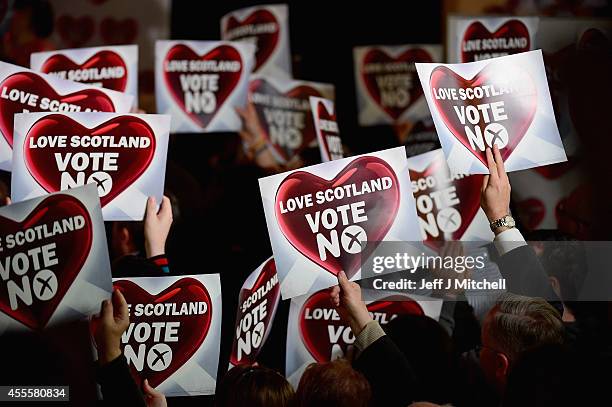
[143,379,161,397]
[100,299,113,323]
[337,270,350,290]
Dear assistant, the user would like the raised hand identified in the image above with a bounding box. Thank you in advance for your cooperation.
[92,289,130,365]
[329,271,373,335]
[144,196,173,258]
[480,144,511,226]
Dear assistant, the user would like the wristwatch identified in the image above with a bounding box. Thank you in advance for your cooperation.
[489,214,516,231]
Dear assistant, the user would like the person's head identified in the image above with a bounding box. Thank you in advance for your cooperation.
[540,242,588,320]
[108,221,145,259]
[215,365,294,407]
[480,293,565,392]
[295,359,371,407]
[385,314,456,404]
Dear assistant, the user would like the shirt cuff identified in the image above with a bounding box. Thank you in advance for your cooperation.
[354,320,386,352]
[494,228,527,256]
[148,254,169,273]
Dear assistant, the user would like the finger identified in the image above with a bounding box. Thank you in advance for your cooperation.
[235,106,247,120]
[5,197,11,205]
[329,286,341,305]
[145,196,156,219]
[112,289,129,321]
[493,144,507,180]
[158,196,172,220]
[485,148,499,184]
[246,101,256,115]
[481,174,489,192]
[143,379,163,399]
[100,299,113,322]
[337,270,350,290]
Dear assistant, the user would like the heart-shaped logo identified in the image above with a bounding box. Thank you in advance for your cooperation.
[275,156,400,279]
[100,17,138,45]
[0,72,116,147]
[0,194,92,330]
[225,9,279,72]
[362,48,433,120]
[461,20,530,62]
[251,78,323,162]
[40,51,128,92]
[23,114,155,207]
[113,278,213,388]
[56,15,95,48]
[230,258,280,366]
[516,198,545,230]
[410,158,483,249]
[315,100,343,160]
[429,63,537,166]
[163,44,243,129]
[299,289,423,362]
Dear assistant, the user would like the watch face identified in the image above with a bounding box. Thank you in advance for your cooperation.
[506,216,516,227]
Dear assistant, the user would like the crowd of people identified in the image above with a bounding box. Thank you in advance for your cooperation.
[0,2,610,407]
[43,146,607,407]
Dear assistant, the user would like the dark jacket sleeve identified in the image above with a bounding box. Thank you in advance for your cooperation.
[96,355,146,407]
[148,254,170,274]
[496,245,558,301]
[353,335,417,407]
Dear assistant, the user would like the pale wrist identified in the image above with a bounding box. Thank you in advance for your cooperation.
[145,241,165,258]
[351,309,373,336]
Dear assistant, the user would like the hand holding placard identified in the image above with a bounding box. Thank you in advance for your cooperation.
[480,145,511,229]
[92,289,130,365]
[416,50,567,174]
[329,271,372,336]
[144,196,173,258]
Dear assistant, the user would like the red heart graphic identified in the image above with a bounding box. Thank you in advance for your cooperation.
[362,48,433,120]
[461,20,530,62]
[0,194,92,330]
[225,9,279,72]
[0,72,116,147]
[100,17,138,45]
[40,50,128,92]
[113,278,212,388]
[516,198,545,230]
[163,44,243,129]
[56,15,95,48]
[299,289,423,362]
[23,114,155,207]
[251,78,323,162]
[578,28,612,51]
[315,100,342,160]
[409,158,483,249]
[275,156,400,279]
[429,63,537,166]
[230,258,280,366]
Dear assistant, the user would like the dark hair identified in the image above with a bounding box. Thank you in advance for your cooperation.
[486,293,565,364]
[385,314,457,404]
[295,359,371,407]
[216,365,294,407]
